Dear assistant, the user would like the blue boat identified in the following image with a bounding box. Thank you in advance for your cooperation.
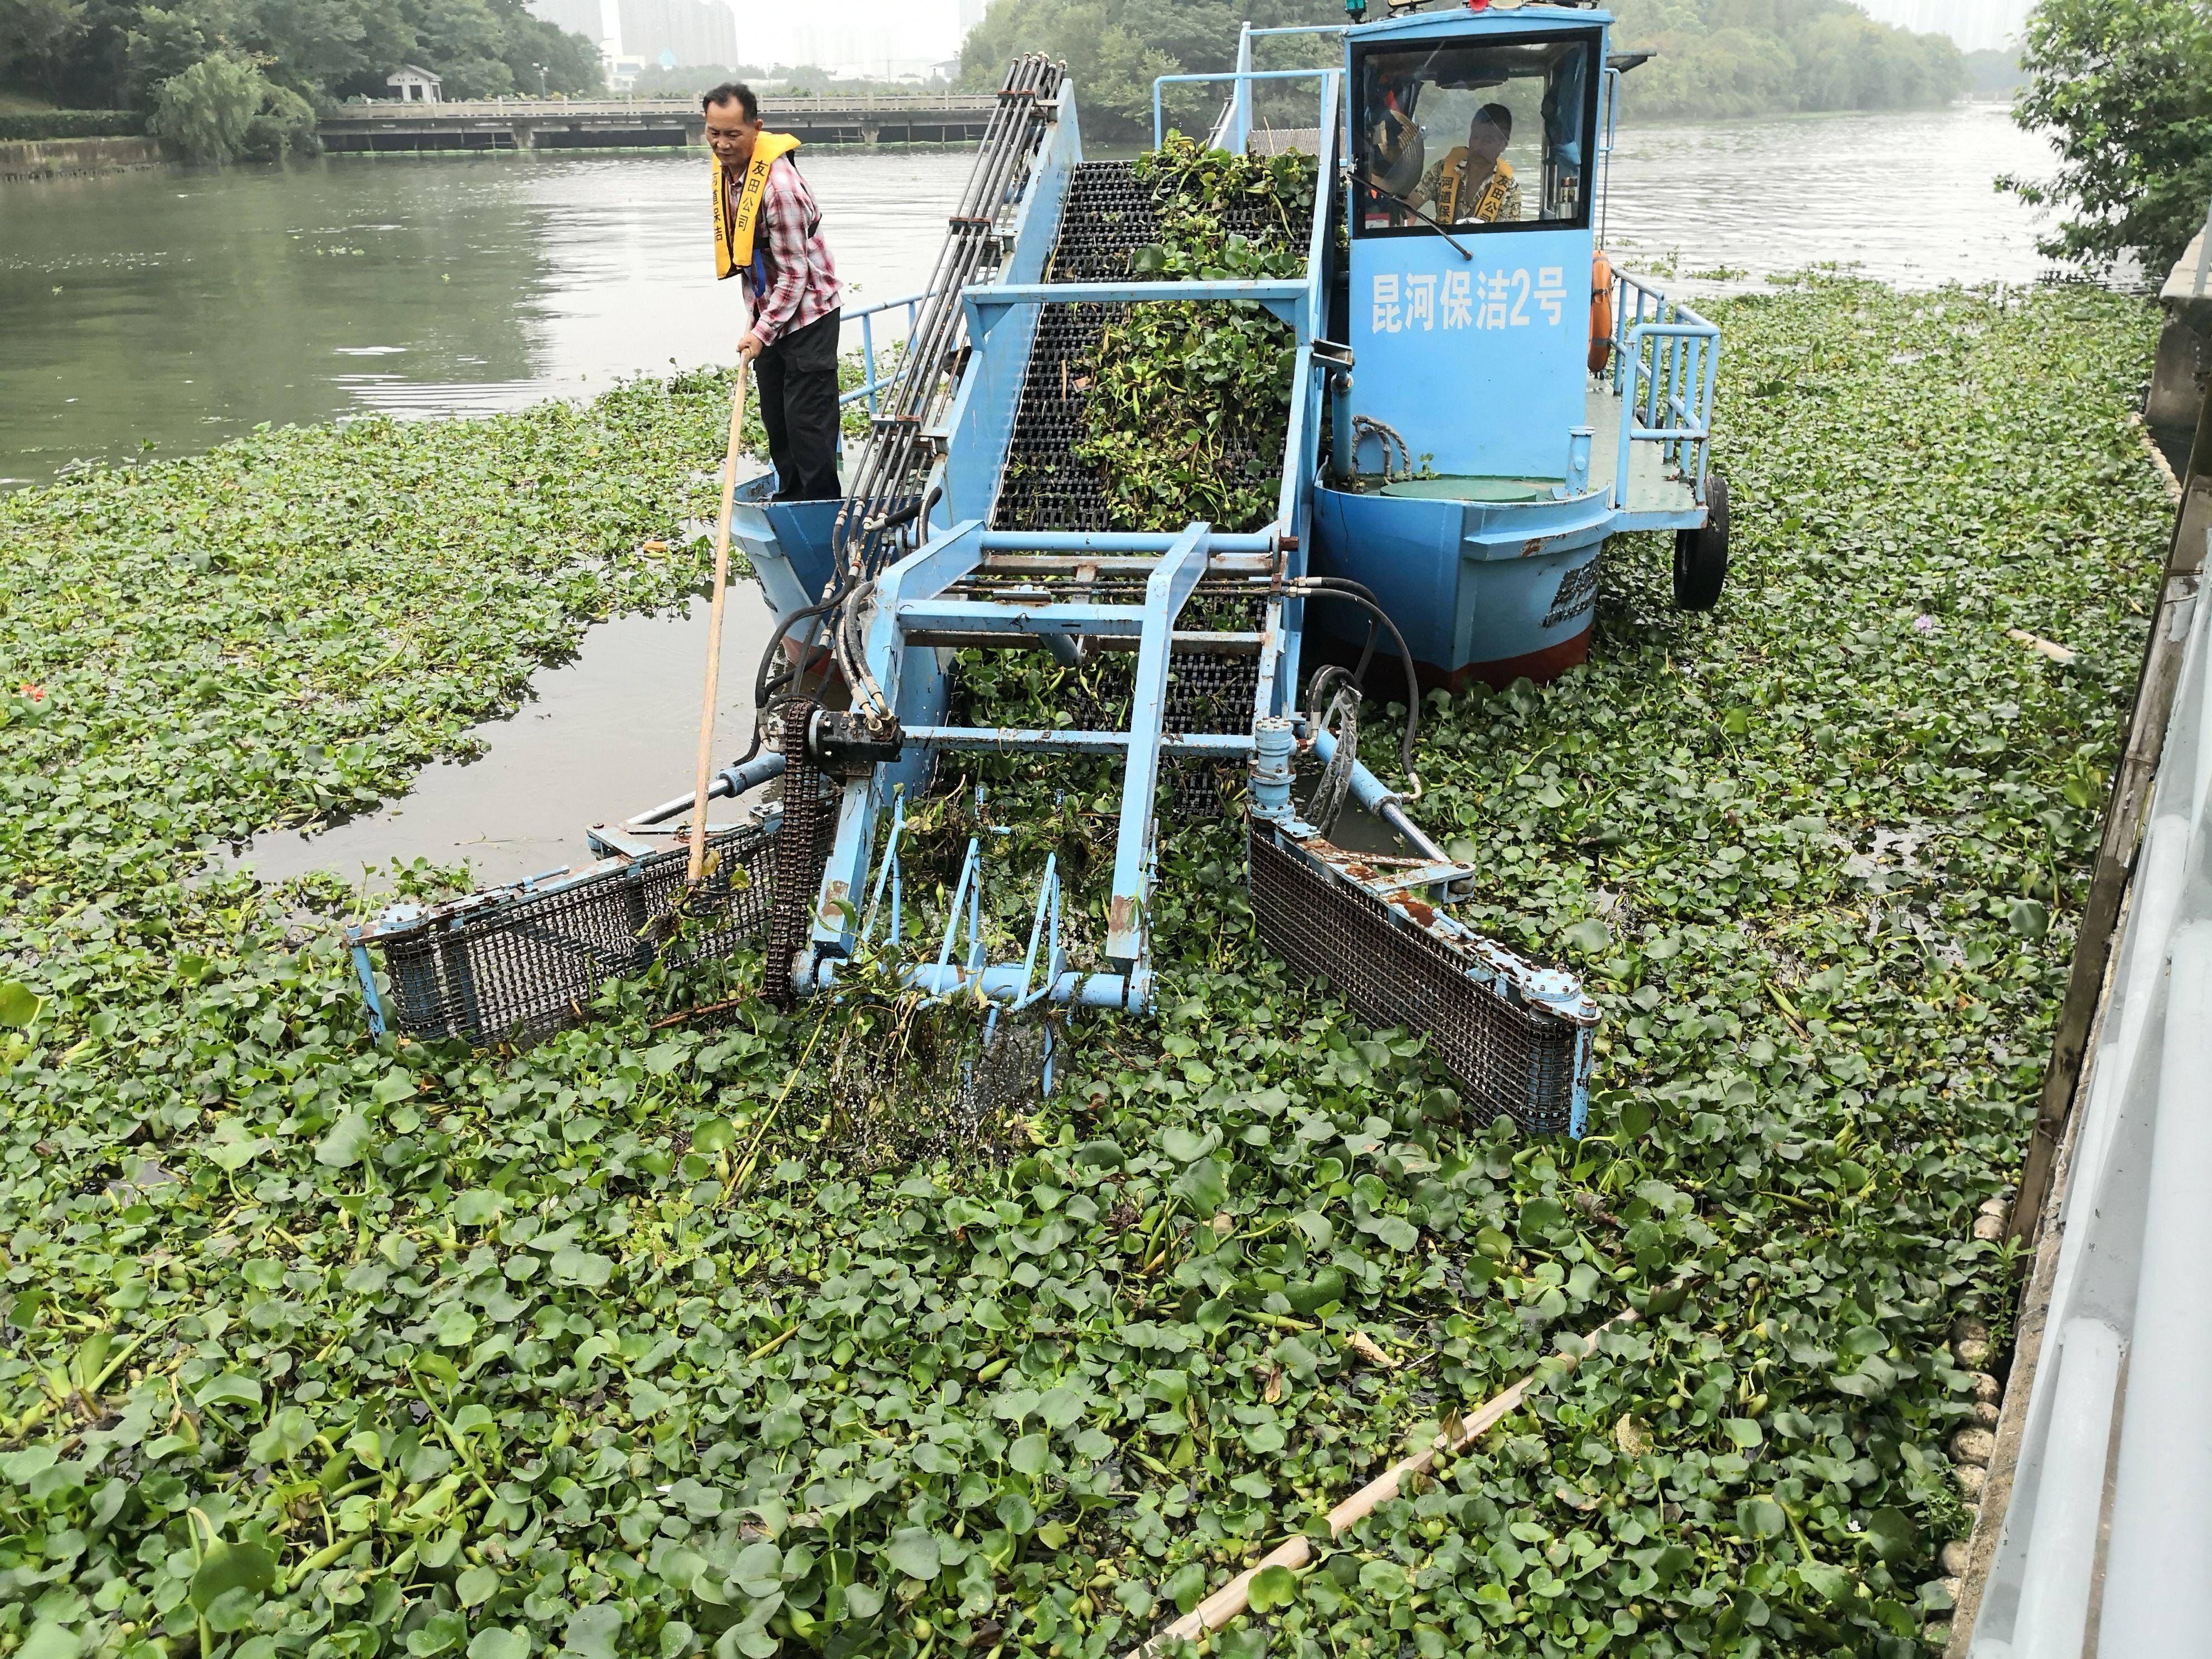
[736,2,1727,690]
[351,5,1729,1134]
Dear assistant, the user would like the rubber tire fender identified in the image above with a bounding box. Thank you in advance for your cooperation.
[1589,249,1614,376]
[1673,472,1730,611]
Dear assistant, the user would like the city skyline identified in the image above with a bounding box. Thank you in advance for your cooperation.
[531,0,2032,82]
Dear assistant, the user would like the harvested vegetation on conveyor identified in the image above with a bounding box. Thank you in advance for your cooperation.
[0,279,2171,1659]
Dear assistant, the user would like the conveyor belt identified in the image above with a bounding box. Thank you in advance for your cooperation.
[990,162,1314,535]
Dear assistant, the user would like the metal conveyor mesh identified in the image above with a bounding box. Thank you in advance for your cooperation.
[1249,825,1584,1133]
[991,162,1313,535]
[371,822,783,1045]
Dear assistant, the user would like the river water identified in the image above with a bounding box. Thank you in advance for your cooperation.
[3,103,2059,488]
[9,101,2069,887]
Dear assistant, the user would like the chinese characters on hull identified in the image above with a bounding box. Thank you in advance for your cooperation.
[1370,266,1568,334]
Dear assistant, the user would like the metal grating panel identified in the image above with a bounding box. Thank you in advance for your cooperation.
[991,162,1313,533]
[371,822,781,1046]
[1249,824,1585,1133]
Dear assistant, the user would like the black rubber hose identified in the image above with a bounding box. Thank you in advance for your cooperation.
[730,598,839,768]
[1296,578,1422,782]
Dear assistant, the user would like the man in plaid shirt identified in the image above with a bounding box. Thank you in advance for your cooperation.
[705,84,843,501]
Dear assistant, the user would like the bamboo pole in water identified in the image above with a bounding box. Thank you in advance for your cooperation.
[1124,1298,1656,1658]
[686,313,752,888]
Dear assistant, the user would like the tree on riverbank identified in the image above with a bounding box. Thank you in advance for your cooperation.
[2002,0,2212,282]
[955,0,1965,142]
[0,0,601,134]
[1605,0,1966,119]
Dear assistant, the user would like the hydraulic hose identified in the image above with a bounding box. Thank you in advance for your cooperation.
[1291,577,1422,788]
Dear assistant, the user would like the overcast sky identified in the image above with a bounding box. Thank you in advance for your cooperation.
[733,0,968,70]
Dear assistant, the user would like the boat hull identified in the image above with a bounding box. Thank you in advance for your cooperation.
[1309,479,1613,691]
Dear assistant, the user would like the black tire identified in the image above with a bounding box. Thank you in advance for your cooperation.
[1673,472,1730,611]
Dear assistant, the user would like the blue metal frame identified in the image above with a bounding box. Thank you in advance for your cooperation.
[838,290,925,416]
[1154,65,1339,152]
[1608,270,1720,507]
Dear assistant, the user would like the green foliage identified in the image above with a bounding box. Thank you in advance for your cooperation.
[958,0,1965,138]
[240,72,316,159]
[6,0,600,132]
[148,49,260,161]
[0,104,138,136]
[2002,0,2212,282]
[1962,47,2024,99]
[959,0,1341,141]
[0,282,2172,1659]
[1073,137,1317,533]
[1605,0,1966,119]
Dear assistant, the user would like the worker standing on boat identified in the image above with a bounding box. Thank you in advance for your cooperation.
[1410,104,1522,225]
[705,83,843,501]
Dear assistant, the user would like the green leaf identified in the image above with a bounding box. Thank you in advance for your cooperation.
[1008,1433,1049,1477]
[195,1372,264,1410]
[1161,1125,1213,1162]
[1358,1559,1409,1599]
[1368,1214,1418,1251]
[1798,1561,1855,1605]
[550,1246,614,1288]
[467,1631,530,1659]
[1866,1506,1919,1561]
[691,1117,735,1154]
[1563,918,1611,953]
[457,1565,499,1607]
[562,1603,623,1659]
[885,1527,942,1581]
[316,1111,375,1168]
[0,981,42,1029]
[190,1540,275,1613]
[454,1189,503,1225]
[1247,1564,1299,1613]
[18,1624,81,1659]
[1736,1497,1787,1540]
[371,1071,418,1105]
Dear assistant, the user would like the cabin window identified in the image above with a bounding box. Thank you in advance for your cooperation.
[1352,34,1597,237]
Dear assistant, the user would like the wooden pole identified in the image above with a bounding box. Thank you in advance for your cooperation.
[1123,1299,1652,1658]
[686,323,753,888]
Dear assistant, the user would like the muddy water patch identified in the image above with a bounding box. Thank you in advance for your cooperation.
[235,586,780,890]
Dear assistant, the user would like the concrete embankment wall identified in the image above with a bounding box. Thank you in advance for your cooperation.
[0,136,162,181]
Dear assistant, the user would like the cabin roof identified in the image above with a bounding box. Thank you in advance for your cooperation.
[1346,3,1611,47]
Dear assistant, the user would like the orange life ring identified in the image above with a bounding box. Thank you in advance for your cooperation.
[1589,249,1614,376]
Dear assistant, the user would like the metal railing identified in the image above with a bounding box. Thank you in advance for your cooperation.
[1153,67,1340,154]
[324,95,998,119]
[1964,528,2211,1657]
[1608,270,1719,507]
[838,290,924,415]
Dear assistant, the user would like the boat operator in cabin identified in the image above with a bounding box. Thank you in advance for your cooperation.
[704,82,844,501]
[1407,103,1523,226]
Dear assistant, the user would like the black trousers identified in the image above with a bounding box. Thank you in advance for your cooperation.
[753,307,841,501]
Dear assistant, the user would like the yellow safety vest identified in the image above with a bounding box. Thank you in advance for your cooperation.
[712,132,802,281]
[1436,152,1514,225]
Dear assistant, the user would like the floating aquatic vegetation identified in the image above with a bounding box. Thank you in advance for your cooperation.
[0,279,2173,1659]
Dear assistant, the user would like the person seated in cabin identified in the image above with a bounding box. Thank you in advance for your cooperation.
[1407,104,1523,226]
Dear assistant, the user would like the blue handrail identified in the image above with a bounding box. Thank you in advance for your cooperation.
[837,289,925,414]
[1608,271,1720,507]
[1152,67,1338,153]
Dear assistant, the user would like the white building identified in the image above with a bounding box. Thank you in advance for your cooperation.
[386,65,443,101]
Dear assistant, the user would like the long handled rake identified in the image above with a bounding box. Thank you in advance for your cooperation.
[687,310,753,889]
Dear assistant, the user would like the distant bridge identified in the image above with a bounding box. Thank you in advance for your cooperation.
[318,95,1000,154]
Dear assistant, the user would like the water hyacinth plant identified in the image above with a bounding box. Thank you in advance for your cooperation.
[0,275,2174,1659]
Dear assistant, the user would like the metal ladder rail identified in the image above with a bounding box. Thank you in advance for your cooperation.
[832,54,1065,581]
